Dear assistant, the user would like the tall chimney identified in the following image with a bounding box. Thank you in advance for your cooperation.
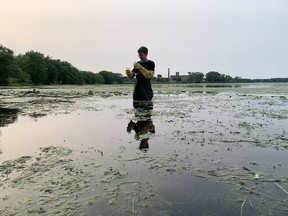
[168,68,170,79]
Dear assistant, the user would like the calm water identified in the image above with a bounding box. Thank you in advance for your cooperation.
[0,83,288,215]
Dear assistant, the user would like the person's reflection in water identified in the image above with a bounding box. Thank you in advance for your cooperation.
[127,101,155,150]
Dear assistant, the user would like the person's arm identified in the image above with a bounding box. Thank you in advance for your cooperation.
[126,70,135,79]
[133,63,154,79]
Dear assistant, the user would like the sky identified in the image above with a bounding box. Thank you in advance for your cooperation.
[1,0,287,79]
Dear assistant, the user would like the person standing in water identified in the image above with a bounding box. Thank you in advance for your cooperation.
[126,46,155,103]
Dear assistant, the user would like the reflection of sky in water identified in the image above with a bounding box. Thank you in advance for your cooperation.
[0,110,128,162]
[0,99,155,162]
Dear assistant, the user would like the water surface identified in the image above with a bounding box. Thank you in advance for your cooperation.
[0,83,288,215]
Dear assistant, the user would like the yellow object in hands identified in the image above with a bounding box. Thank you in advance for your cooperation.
[133,62,142,70]
[133,62,154,79]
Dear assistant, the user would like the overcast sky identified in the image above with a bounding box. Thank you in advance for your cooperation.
[1,0,287,78]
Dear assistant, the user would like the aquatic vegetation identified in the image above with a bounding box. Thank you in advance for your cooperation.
[88,90,94,96]
[101,167,128,183]
[0,155,32,177]
[0,145,167,215]
[0,146,92,215]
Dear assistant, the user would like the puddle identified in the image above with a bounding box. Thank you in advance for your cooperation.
[0,83,288,215]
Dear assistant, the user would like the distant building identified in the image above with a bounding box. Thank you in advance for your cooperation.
[180,75,189,81]
[170,72,189,82]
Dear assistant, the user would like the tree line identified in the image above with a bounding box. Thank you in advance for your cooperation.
[0,44,129,86]
[204,72,288,83]
[1,44,287,86]
[156,71,288,83]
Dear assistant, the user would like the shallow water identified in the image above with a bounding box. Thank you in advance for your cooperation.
[0,83,288,215]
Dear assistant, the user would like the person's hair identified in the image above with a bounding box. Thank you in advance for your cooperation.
[138,46,148,55]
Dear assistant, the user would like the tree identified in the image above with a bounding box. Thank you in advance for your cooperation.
[45,57,61,84]
[80,71,106,84]
[188,72,204,83]
[114,73,124,84]
[99,71,115,84]
[95,74,105,84]
[205,71,223,83]
[18,51,48,84]
[0,45,16,85]
[224,75,233,83]
[233,76,242,83]
[10,55,30,83]
[58,61,82,84]
[156,74,162,82]
[0,45,13,54]
[80,71,95,84]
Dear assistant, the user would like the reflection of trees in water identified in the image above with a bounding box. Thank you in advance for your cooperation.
[0,108,19,155]
[0,108,19,127]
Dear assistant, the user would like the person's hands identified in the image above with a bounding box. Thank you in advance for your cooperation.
[133,62,143,70]
[133,62,154,79]
[126,68,135,79]
[125,69,130,75]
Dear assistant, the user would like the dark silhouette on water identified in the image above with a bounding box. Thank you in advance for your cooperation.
[0,108,19,127]
[0,107,19,155]
[127,101,155,150]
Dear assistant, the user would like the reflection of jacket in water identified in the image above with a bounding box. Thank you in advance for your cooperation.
[127,120,155,150]
[132,60,155,101]
[132,120,155,134]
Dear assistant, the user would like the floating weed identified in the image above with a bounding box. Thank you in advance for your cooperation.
[88,90,94,96]
[0,146,99,215]
[101,167,128,183]
[0,145,169,215]
[27,207,46,214]
[0,155,32,178]
[238,122,252,130]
